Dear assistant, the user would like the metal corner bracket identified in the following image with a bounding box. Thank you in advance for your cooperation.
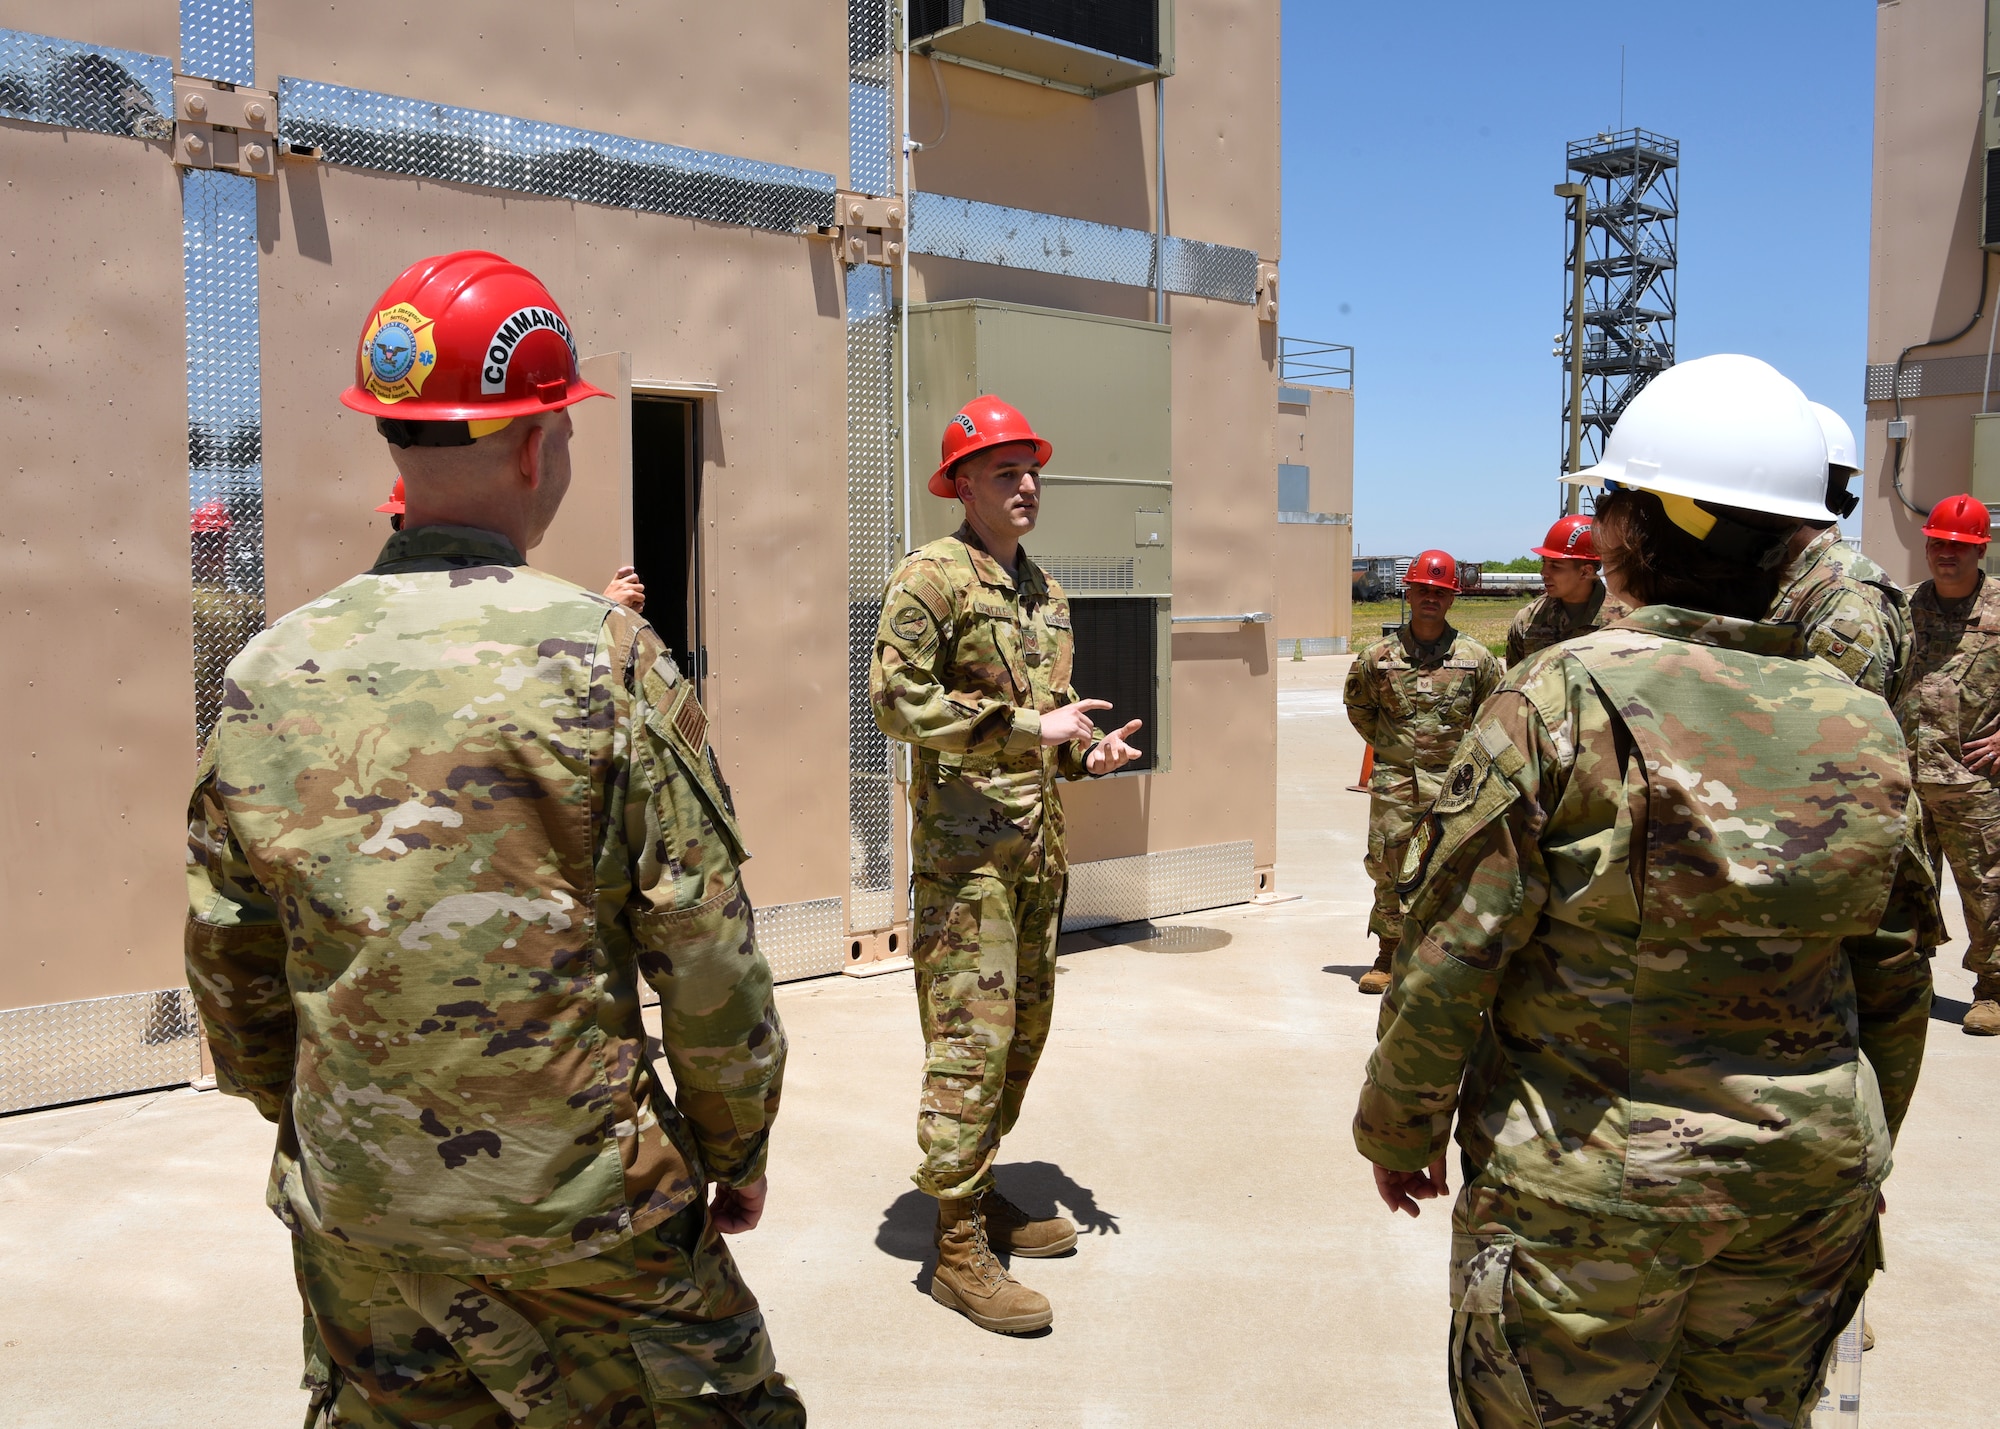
[172,74,276,178]
[1255,261,1278,324]
[827,191,907,268]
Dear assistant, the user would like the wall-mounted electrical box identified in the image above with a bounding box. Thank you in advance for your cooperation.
[910,0,1174,98]
[905,299,1173,771]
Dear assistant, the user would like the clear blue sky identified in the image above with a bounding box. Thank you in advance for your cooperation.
[1279,2,1875,562]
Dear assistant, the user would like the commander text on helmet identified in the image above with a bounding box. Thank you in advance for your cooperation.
[869,396,1142,1336]
[183,252,802,1424]
[1354,356,1939,1424]
[1342,551,1502,995]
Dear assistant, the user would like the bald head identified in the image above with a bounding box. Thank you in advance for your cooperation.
[391,409,573,555]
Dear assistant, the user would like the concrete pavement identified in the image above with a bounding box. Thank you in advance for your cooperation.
[1,654,1994,1425]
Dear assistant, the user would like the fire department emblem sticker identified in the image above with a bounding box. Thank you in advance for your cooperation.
[362,302,439,403]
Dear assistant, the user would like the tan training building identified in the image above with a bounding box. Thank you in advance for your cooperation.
[0,0,1319,1113]
[1865,0,2000,579]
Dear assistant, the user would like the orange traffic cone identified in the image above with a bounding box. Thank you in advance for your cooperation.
[1348,745,1374,793]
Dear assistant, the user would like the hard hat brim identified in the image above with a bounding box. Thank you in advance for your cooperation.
[374,499,405,514]
[339,378,612,422]
[1920,526,1992,544]
[927,436,1054,499]
[1529,545,1597,562]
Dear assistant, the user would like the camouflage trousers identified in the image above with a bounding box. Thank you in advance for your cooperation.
[1917,781,2000,981]
[910,865,1064,1201]
[1365,783,1423,947]
[294,1200,805,1428]
[1449,1171,1878,1429]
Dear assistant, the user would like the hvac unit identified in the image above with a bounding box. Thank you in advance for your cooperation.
[910,0,1175,97]
[906,299,1173,771]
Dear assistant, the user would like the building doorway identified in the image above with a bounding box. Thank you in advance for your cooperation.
[632,396,702,689]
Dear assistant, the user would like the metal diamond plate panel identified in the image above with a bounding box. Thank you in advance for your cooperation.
[0,28,173,138]
[846,264,899,930]
[1277,636,1348,659]
[184,166,265,750]
[180,0,254,85]
[759,897,849,983]
[1062,841,1256,933]
[848,0,893,196]
[1160,234,1260,305]
[909,192,1260,305]
[0,989,201,1114]
[278,79,836,235]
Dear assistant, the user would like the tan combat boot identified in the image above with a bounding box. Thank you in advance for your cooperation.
[1964,979,2000,1036]
[980,1187,1077,1258]
[931,1200,1053,1334]
[1357,942,1394,996]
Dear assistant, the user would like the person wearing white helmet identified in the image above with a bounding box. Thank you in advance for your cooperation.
[1355,355,1939,1424]
[1759,402,1914,701]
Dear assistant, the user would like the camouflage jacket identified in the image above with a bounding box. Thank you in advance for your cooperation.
[870,525,1099,879]
[1355,606,1939,1221]
[1768,525,1913,703]
[1344,624,1503,805]
[1503,581,1628,667]
[185,525,785,1274]
[1899,572,2000,790]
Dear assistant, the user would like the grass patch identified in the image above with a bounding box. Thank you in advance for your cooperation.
[1352,594,1538,658]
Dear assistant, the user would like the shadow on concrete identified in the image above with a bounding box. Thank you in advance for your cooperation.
[877,1161,1120,1309]
[1322,964,1375,984]
[1058,922,1232,956]
[1932,996,1969,1027]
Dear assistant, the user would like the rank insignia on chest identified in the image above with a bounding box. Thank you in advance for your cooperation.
[1415,676,1433,694]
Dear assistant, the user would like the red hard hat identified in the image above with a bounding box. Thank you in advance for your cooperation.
[1531,514,1598,562]
[928,395,1053,498]
[191,499,231,534]
[1405,549,1460,593]
[1922,493,1992,545]
[339,251,608,421]
[375,476,406,515]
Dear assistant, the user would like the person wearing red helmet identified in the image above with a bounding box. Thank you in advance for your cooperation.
[1899,493,2000,1035]
[1343,549,1502,994]
[1503,514,1631,666]
[377,474,647,611]
[869,394,1143,1335]
[185,252,802,1424]
[1762,402,1913,701]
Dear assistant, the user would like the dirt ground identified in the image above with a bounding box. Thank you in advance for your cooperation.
[1351,592,1536,656]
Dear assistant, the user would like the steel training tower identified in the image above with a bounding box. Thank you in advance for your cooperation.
[1556,128,1678,499]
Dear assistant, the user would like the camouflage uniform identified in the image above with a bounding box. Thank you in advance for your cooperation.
[185,525,801,1426]
[1356,606,1938,1426]
[1342,625,1502,952]
[869,524,1099,1202]
[1769,524,1914,702]
[1900,572,2000,989]
[1502,580,1628,667]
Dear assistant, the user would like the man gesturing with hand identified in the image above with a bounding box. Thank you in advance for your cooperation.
[871,396,1140,1335]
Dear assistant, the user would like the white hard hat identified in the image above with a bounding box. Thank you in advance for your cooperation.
[1808,401,1860,474]
[1565,354,1831,522]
